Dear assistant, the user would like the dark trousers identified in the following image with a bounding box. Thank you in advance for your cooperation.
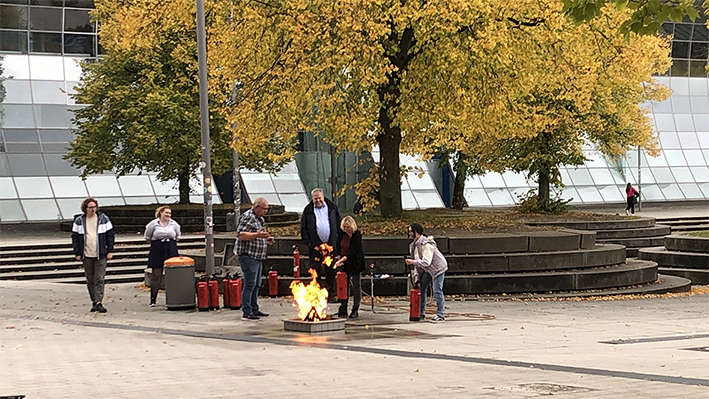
[239,255,263,316]
[82,257,107,304]
[626,197,635,214]
[338,273,361,315]
[150,267,163,303]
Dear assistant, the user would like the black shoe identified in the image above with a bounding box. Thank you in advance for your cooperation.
[95,303,107,313]
[242,314,260,320]
[337,306,347,318]
[254,311,269,317]
[349,311,359,319]
[90,302,97,312]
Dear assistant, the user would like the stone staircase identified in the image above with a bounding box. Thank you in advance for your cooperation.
[181,229,691,297]
[526,218,672,257]
[0,237,205,284]
[639,234,709,284]
[654,216,709,233]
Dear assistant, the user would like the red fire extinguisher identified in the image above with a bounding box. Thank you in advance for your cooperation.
[268,269,278,298]
[292,245,300,278]
[409,287,421,321]
[222,273,232,309]
[208,276,220,310]
[229,278,242,310]
[197,277,209,312]
[336,271,348,301]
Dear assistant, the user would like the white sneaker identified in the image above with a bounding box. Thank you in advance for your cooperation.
[625,210,629,216]
[430,315,445,323]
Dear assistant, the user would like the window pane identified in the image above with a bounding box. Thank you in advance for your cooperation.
[693,23,708,40]
[29,6,62,31]
[405,172,436,190]
[242,174,275,193]
[672,167,695,183]
[63,33,94,55]
[30,0,64,6]
[0,30,28,52]
[678,132,700,149]
[567,167,594,185]
[272,174,304,193]
[116,175,154,196]
[575,186,603,203]
[660,183,685,199]
[691,96,709,113]
[690,166,709,182]
[31,80,66,103]
[689,61,708,78]
[278,193,308,212]
[65,0,94,8]
[0,5,29,29]
[29,54,63,79]
[7,153,45,175]
[21,199,60,221]
[0,177,18,199]
[671,95,691,112]
[1,104,36,128]
[654,114,676,131]
[29,31,61,53]
[64,8,92,32]
[43,153,79,175]
[651,167,675,183]
[673,24,692,40]
[2,79,32,103]
[671,41,690,58]
[464,188,491,206]
[34,104,72,127]
[486,188,514,205]
[589,168,614,184]
[598,185,622,202]
[674,114,695,131]
[663,150,687,166]
[679,183,704,198]
[690,43,708,60]
[14,175,53,197]
[85,175,121,196]
[415,190,444,208]
[38,128,72,142]
[684,150,706,166]
[479,172,506,188]
[641,184,665,200]
[3,128,38,142]
[0,199,26,222]
[670,60,689,77]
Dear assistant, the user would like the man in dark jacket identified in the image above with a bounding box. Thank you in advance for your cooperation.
[300,188,341,300]
[71,197,115,313]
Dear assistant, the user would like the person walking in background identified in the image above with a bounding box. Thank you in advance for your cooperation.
[625,183,640,215]
[144,205,181,307]
[235,198,275,320]
[405,223,448,323]
[300,188,342,301]
[333,216,365,319]
[72,197,114,313]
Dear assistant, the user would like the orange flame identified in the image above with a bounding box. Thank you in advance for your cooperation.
[289,269,328,321]
[316,243,334,267]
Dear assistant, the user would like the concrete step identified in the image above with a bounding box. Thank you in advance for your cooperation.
[669,224,709,232]
[658,267,709,285]
[638,247,709,270]
[595,225,671,239]
[0,257,148,274]
[0,236,205,252]
[0,264,147,281]
[0,244,203,264]
[596,236,666,248]
[41,273,146,284]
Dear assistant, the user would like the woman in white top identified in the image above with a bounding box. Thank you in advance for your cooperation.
[145,205,181,306]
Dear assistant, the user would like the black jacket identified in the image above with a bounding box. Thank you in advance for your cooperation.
[71,212,115,259]
[338,229,365,275]
[301,198,342,254]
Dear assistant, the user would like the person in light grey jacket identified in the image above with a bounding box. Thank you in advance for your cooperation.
[405,223,448,322]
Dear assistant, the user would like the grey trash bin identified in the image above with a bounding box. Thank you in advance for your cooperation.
[164,256,196,310]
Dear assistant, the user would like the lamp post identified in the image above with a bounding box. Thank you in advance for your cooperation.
[196,0,214,275]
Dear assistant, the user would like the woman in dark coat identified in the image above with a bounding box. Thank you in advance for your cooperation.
[333,216,365,318]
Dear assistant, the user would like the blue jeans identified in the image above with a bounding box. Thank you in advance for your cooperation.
[419,271,445,318]
[238,255,262,317]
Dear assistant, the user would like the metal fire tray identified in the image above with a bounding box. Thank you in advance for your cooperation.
[283,318,346,333]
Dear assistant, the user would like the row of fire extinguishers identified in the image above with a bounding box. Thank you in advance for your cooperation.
[196,274,243,311]
[195,245,358,311]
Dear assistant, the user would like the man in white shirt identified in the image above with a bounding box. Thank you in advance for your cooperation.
[300,188,341,300]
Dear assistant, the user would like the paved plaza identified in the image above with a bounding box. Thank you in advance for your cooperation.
[1,279,707,398]
[1,202,708,398]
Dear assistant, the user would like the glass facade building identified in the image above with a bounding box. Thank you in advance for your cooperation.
[0,1,707,222]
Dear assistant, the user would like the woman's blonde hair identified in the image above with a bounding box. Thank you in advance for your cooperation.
[341,215,357,231]
[155,205,171,218]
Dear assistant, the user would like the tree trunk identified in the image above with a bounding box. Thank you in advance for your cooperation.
[538,169,550,205]
[451,158,469,210]
[178,165,190,204]
[377,128,402,217]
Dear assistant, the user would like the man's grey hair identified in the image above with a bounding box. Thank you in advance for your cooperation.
[252,197,268,209]
[311,188,324,197]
